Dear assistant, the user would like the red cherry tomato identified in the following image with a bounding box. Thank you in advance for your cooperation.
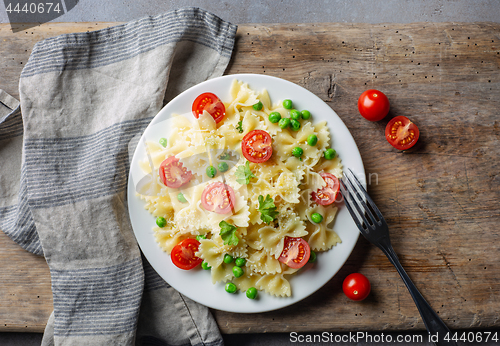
[358,89,390,121]
[385,115,420,150]
[171,238,203,270]
[311,172,340,206]
[241,130,273,163]
[201,182,236,214]
[278,237,311,269]
[192,92,225,123]
[159,156,192,188]
[342,273,371,301]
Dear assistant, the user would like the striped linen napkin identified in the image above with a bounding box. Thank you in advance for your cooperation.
[0,7,236,346]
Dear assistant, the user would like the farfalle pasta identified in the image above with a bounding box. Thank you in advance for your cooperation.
[136,79,343,298]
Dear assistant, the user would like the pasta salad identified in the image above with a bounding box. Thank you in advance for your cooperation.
[136,80,343,298]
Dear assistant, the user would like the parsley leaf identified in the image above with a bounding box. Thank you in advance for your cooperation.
[235,161,256,185]
[219,221,239,246]
[236,120,243,133]
[258,194,279,224]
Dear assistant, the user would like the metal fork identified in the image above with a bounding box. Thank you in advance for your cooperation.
[339,169,457,346]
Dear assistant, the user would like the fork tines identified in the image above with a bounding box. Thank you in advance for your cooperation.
[339,169,386,236]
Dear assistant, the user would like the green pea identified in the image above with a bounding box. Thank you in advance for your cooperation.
[311,212,323,223]
[206,165,217,178]
[225,282,237,294]
[278,117,290,129]
[202,261,211,270]
[253,101,263,111]
[301,110,311,120]
[307,134,318,146]
[219,152,231,160]
[309,250,317,263]
[290,110,301,120]
[177,193,187,203]
[268,112,282,123]
[159,138,167,147]
[283,99,293,109]
[196,234,206,241]
[235,258,246,267]
[223,254,234,264]
[324,148,337,160]
[218,161,229,172]
[246,287,258,299]
[290,119,301,131]
[292,147,303,158]
[156,216,167,228]
[233,266,244,278]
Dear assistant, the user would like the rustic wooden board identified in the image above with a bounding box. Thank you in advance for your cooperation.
[0,22,499,334]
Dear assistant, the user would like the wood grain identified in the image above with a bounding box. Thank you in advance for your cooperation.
[1,22,499,334]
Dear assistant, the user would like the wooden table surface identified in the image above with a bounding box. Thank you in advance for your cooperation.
[1,21,499,334]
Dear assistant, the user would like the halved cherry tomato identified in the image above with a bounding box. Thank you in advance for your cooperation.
[385,115,420,150]
[192,92,225,123]
[159,156,192,188]
[311,172,340,206]
[241,130,273,163]
[201,182,235,214]
[342,273,371,301]
[278,237,311,269]
[171,238,203,270]
[358,89,390,121]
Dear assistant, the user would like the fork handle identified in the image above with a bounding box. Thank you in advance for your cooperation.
[380,242,457,346]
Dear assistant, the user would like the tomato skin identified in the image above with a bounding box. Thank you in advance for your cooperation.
[342,273,371,301]
[311,172,340,206]
[201,182,236,214]
[192,92,225,123]
[358,89,390,121]
[241,130,273,163]
[278,237,311,269]
[171,238,203,270]
[159,156,192,188]
[385,116,420,150]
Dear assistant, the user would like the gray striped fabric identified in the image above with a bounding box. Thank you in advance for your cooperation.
[24,118,153,209]
[0,94,43,255]
[0,7,236,346]
[51,258,144,336]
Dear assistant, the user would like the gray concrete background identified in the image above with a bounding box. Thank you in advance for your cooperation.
[1,0,500,24]
[1,0,500,345]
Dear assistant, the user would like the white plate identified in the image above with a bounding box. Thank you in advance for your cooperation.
[127,74,365,313]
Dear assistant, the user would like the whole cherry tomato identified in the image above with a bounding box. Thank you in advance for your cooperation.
[358,89,390,121]
[342,273,371,301]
